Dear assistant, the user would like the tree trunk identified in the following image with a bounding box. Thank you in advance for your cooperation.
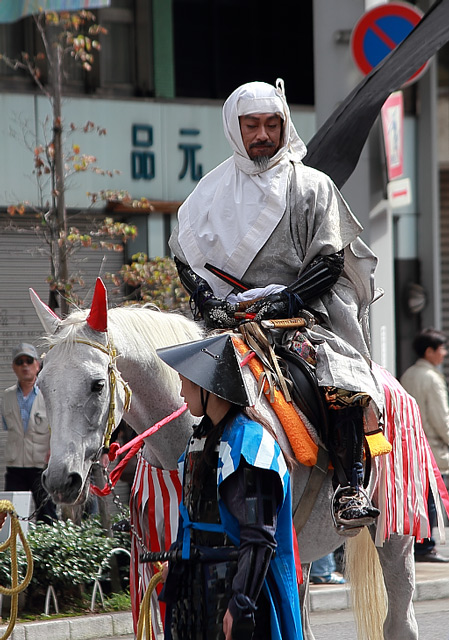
[50,40,69,318]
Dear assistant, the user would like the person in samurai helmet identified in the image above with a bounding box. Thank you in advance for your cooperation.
[169,78,382,532]
[157,333,302,640]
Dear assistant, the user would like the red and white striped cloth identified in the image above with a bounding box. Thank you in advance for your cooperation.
[372,363,449,546]
[129,453,182,638]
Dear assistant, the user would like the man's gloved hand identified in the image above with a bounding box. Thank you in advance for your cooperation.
[202,297,240,329]
[247,291,303,321]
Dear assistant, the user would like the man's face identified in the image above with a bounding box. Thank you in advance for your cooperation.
[12,356,40,387]
[239,113,283,161]
[425,344,447,367]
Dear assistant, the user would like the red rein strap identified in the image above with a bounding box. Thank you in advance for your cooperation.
[90,403,188,497]
[239,351,256,368]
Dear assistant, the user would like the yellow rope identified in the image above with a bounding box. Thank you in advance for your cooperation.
[0,500,34,640]
[136,563,164,640]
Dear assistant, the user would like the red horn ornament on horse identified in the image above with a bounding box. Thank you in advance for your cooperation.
[86,278,108,333]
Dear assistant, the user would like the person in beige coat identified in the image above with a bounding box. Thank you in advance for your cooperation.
[2,343,57,524]
[400,328,449,563]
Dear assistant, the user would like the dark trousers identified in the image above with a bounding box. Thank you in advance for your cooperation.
[5,466,58,525]
[414,489,437,556]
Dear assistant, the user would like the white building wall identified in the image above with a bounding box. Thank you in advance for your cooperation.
[0,94,315,210]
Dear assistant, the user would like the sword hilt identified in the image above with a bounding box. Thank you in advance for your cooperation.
[140,550,175,564]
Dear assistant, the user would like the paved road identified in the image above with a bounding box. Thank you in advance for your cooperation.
[98,599,449,640]
[310,598,449,640]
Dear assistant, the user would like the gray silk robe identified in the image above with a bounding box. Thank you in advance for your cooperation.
[170,162,384,411]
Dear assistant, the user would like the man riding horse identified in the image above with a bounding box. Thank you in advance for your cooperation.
[170,78,383,533]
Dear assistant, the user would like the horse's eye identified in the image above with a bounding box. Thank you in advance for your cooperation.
[91,380,105,393]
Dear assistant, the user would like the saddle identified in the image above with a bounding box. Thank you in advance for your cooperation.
[276,345,330,443]
[235,321,332,533]
[239,318,329,444]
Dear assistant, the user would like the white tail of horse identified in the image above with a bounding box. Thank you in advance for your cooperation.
[345,527,387,640]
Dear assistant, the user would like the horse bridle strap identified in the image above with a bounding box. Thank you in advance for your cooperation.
[74,337,132,449]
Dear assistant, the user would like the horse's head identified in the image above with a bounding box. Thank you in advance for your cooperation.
[30,280,131,504]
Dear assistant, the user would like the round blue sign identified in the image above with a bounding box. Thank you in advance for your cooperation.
[351,2,428,85]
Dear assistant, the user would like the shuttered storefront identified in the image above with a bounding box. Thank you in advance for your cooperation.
[0,219,126,497]
[0,222,125,392]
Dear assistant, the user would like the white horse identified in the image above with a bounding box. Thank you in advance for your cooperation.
[30,280,445,640]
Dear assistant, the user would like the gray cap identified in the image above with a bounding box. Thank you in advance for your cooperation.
[12,343,39,362]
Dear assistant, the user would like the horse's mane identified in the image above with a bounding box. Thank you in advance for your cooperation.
[41,306,204,356]
[107,306,204,354]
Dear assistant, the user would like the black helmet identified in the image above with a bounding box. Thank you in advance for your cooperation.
[156,333,251,406]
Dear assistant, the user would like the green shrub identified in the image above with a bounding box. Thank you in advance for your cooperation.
[103,590,132,612]
[0,513,132,610]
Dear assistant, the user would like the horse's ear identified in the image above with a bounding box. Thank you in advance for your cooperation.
[29,288,61,335]
[86,278,108,333]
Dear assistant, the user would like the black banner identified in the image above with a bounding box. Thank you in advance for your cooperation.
[304,0,449,189]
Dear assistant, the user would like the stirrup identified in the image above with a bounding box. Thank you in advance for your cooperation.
[331,485,380,535]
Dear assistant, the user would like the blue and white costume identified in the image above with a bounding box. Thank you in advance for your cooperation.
[173,413,302,640]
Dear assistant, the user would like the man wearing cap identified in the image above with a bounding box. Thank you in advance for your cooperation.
[170,79,383,532]
[2,343,57,524]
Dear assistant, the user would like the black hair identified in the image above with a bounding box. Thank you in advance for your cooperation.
[191,405,239,490]
[191,403,295,492]
[412,327,447,358]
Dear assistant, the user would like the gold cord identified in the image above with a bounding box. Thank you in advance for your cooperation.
[136,562,164,640]
[73,337,132,448]
[0,500,34,640]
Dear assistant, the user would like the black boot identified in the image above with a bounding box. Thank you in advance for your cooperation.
[332,484,380,530]
[328,405,380,533]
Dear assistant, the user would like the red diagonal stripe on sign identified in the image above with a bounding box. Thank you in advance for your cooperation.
[370,20,400,50]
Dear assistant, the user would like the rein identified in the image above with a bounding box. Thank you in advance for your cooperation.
[91,403,188,497]
[73,336,132,450]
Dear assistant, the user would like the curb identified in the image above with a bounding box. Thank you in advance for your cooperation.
[310,527,449,612]
[0,611,133,640]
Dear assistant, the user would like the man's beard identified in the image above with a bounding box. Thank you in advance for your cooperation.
[252,155,271,171]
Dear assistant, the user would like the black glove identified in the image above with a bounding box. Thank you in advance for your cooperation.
[247,251,344,322]
[174,257,240,328]
[286,251,344,301]
[230,593,257,640]
[248,290,304,321]
[201,297,240,329]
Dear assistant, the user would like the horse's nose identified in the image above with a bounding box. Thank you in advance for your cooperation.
[42,468,83,504]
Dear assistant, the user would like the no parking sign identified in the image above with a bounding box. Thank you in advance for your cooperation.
[351,1,429,86]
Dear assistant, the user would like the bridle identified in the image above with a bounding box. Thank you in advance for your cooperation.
[72,336,132,452]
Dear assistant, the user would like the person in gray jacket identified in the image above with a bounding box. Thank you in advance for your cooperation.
[400,328,449,563]
[2,343,57,524]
